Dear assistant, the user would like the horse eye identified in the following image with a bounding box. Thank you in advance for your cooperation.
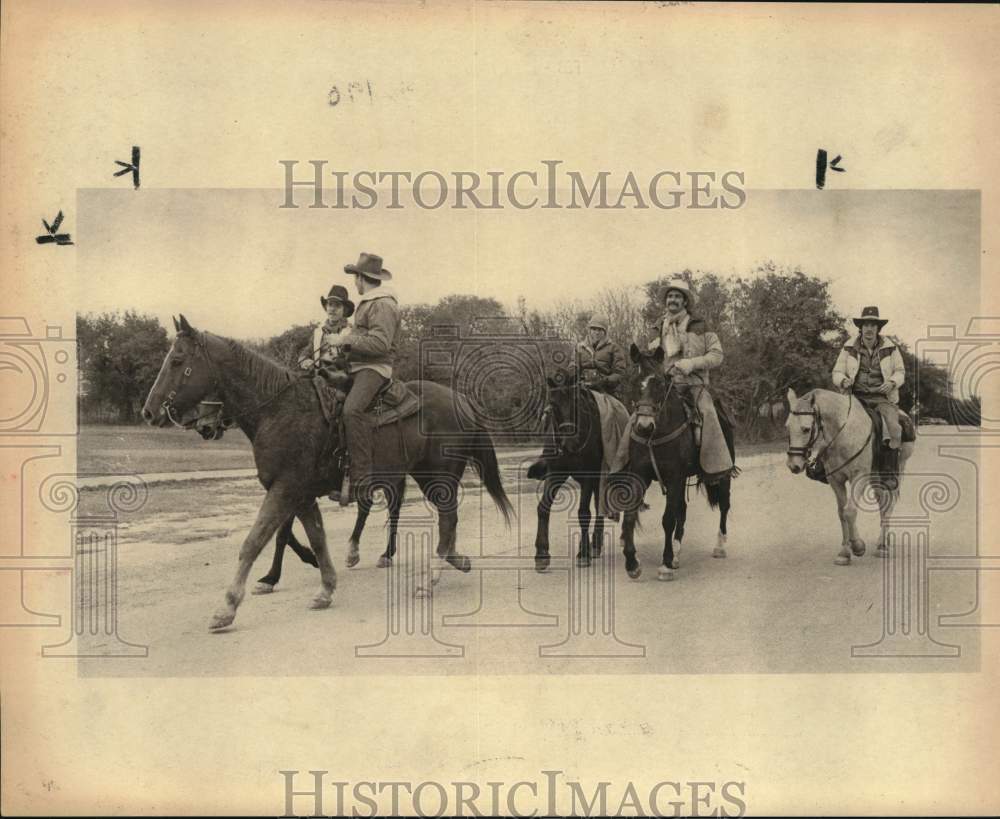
[171,358,184,367]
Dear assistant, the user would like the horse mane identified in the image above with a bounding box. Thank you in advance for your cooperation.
[202,331,297,396]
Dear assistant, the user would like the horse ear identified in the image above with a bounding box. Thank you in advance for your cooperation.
[546,375,555,388]
[172,316,180,331]
[787,387,797,405]
[653,347,665,364]
[178,314,193,334]
[629,343,640,363]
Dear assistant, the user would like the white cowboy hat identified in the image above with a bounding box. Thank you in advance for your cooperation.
[663,279,695,310]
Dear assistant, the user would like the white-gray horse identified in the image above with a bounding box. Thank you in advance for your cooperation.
[786,388,915,565]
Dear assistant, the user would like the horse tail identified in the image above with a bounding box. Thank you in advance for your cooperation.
[468,430,515,527]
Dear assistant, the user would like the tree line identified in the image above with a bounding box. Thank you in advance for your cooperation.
[77,264,980,437]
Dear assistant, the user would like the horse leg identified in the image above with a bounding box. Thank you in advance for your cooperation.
[253,516,291,594]
[420,473,470,574]
[713,478,730,558]
[210,485,295,631]
[255,514,319,594]
[658,488,678,581]
[576,479,594,567]
[622,509,641,580]
[383,478,407,566]
[592,491,605,558]
[829,477,854,565]
[348,495,372,568]
[296,498,337,610]
[672,486,687,568]
[534,474,568,573]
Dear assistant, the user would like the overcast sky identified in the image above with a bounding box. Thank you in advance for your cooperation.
[77,188,980,349]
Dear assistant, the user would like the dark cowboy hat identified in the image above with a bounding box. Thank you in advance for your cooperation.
[320,284,355,318]
[344,252,392,282]
[852,305,889,328]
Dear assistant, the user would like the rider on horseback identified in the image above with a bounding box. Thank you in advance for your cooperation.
[609,279,735,484]
[299,284,355,377]
[325,253,401,505]
[576,313,627,399]
[831,305,905,486]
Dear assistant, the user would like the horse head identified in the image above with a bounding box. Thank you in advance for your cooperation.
[629,343,675,437]
[141,314,218,428]
[544,365,591,455]
[785,387,819,474]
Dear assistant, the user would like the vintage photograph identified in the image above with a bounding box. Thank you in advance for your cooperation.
[2,2,997,816]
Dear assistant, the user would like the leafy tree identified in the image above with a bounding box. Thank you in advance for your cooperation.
[77,311,170,422]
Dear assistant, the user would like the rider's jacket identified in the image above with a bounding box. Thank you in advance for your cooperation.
[300,316,349,371]
[641,313,723,387]
[341,285,401,381]
[832,335,905,404]
[576,336,626,393]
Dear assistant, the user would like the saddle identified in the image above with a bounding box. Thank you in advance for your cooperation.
[862,403,915,484]
[312,373,419,429]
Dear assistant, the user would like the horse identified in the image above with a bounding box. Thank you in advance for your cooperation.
[610,344,734,581]
[142,314,514,631]
[527,368,618,571]
[192,394,397,595]
[785,387,915,565]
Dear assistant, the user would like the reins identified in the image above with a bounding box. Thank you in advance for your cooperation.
[161,332,298,430]
[631,377,690,496]
[789,393,873,479]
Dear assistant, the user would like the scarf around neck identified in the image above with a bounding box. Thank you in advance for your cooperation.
[662,309,689,358]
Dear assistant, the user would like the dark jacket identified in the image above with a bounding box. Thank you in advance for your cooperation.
[577,336,627,394]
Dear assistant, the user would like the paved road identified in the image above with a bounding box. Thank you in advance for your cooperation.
[77,431,982,677]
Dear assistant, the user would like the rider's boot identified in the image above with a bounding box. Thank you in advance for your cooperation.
[881,447,900,491]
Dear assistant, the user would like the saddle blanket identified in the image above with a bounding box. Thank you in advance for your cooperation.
[312,376,419,429]
[590,390,630,516]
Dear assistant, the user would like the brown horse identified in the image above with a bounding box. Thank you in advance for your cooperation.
[142,315,513,631]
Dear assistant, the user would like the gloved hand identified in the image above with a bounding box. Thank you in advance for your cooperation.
[673,358,695,376]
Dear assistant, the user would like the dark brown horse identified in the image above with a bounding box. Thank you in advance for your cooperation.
[527,369,610,571]
[609,345,734,581]
[142,315,513,631]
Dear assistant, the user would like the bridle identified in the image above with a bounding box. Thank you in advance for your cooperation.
[787,393,870,479]
[541,382,593,457]
[159,331,296,430]
[631,373,689,447]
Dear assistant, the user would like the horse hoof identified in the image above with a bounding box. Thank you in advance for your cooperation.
[209,611,235,631]
[850,538,866,557]
[712,547,727,559]
[657,566,675,582]
[446,554,471,573]
[346,552,360,568]
[309,594,332,610]
[575,556,591,567]
[415,586,431,599]
[834,555,851,566]
[252,582,274,595]
[376,555,392,568]
[876,546,888,558]
[627,564,642,580]
[535,555,550,573]
[592,545,603,557]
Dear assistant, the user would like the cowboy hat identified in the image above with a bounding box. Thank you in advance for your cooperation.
[852,305,888,328]
[587,313,609,332]
[344,252,392,282]
[320,284,355,318]
[663,279,695,310]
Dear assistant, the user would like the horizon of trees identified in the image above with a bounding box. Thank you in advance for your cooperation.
[77,264,981,437]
